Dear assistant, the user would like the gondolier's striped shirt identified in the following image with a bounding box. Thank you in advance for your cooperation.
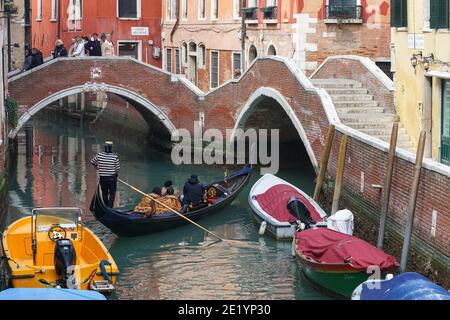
[91,152,120,177]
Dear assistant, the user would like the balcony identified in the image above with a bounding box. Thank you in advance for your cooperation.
[325,5,363,24]
[243,7,258,24]
[261,6,278,23]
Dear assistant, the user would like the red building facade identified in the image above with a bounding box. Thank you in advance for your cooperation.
[32,0,162,67]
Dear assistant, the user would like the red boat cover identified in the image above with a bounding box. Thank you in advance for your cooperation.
[255,184,323,223]
[296,228,400,271]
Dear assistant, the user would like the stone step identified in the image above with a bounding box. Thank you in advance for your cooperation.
[360,127,408,136]
[330,94,374,102]
[333,100,379,108]
[325,88,369,95]
[312,78,363,89]
[349,122,404,130]
[374,134,412,143]
[337,106,385,114]
[340,113,398,123]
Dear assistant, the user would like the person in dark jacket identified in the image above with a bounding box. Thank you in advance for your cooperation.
[22,48,33,72]
[181,175,205,206]
[85,33,102,56]
[30,48,44,69]
[52,39,68,59]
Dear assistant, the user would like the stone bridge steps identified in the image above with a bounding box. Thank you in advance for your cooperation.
[311,78,416,152]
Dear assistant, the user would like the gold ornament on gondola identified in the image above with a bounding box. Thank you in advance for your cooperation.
[207,187,217,198]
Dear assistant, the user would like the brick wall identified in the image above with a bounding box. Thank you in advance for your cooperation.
[312,56,395,113]
[7,57,450,285]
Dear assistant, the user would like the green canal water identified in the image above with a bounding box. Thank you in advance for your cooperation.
[6,114,332,300]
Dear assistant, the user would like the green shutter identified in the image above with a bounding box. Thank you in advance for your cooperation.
[391,0,408,28]
[430,0,449,29]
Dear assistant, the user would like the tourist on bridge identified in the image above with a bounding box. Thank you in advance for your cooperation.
[101,34,115,56]
[72,36,87,57]
[85,33,102,56]
[30,48,44,69]
[52,39,68,59]
[91,141,120,208]
[181,175,206,208]
[22,48,33,72]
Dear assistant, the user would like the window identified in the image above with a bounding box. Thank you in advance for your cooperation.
[430,0,449,29]
[391,0,407,28]
[166,48,172,73]
[249,45,257,64]
[248,0,258,7]
[167,0,179,20]
[326,0,361,20]
[441,80,450,165]
[51,0,58,20]
[198,44,206,68]
[232,52,242,79]
[69,0,83,20]
[175,49,181,74]
[211,0,218,20]
[267,45,276,55]
[182,0,188,19]
[119,0,139,19]
[199,0,206,19]
[233,0,242,19]
[118,41,141,60]
[210,51,219,88]
[37,0,42,20]
[182,42,188,64]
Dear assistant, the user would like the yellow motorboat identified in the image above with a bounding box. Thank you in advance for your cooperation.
[1,208,119,293]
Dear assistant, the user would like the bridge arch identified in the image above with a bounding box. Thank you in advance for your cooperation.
[231,87,319,173]
[9,83,177,140]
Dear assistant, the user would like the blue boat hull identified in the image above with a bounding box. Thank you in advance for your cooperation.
[0,288,107,300]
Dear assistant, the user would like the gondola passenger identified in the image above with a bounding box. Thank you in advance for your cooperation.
[134,187,181,217]
[181,175,206,207]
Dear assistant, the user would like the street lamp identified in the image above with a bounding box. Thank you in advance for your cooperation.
[410,51,422,70]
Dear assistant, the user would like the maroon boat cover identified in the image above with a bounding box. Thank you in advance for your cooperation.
[296,228,399,271]
[255,184,323,223]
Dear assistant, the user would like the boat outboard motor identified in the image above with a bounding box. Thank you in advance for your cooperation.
[54,239,77,288]
[287,196,315,229]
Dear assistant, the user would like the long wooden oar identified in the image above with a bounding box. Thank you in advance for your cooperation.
[118,178,228,242]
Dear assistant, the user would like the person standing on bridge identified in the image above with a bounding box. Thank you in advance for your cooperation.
[85,33,102,56]
[52,39,68,59]
[101,34,115,56]
[91,141,120,208]
[30,48,43,69]
[72,36,87,57]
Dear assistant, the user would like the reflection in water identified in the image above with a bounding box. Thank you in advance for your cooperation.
[7,114,332,300]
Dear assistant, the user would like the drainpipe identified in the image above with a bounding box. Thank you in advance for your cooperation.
[57,0,61,40]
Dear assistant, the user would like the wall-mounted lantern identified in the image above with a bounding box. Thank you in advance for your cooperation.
[423,53,434,72]
[410,51,422,69]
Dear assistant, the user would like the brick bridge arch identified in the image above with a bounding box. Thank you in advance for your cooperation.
[8,56,335,168]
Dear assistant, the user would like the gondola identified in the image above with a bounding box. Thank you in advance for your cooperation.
[90,165,252,237]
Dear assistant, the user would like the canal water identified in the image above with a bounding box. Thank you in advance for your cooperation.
[6,113,332,300]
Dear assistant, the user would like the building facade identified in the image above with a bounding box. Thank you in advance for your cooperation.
[162,0,392,92]
[244,0,392,74]
[31,0,162,67]
[6,0,31,71]
[162,0,243,91]
[391,0,450,165]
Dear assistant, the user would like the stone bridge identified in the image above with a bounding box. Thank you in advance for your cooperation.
[7,56,450,285]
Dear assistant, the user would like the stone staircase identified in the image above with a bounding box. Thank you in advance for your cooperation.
[311,78,415,152]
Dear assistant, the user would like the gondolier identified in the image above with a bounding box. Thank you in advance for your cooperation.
[91,141,120,208]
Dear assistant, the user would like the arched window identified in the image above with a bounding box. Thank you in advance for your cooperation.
[198,43,206,68]
[181,42,188,64]
[267,45,277,56]
[249,45,258,64]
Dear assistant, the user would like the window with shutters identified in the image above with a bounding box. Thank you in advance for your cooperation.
[198,44,206,68]
[391,0,407,28]
[166,0,178,20]
[182,0,188,19]
[199,0,206,19]
[430,0,449,29]
[118,0,140,19]
[211,0,219,20]
[37,0,42,20]
[51,0,58,21]
[166,48,172,73]
[210,51,219,88]
[441,80,450,165]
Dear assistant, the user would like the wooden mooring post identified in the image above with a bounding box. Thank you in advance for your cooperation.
[377,122,399,249]
[400,131,426,273]
[313,125,335,202]
[331,134,348,215]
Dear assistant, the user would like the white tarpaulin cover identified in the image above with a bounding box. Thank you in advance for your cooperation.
[327,209,354,235]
